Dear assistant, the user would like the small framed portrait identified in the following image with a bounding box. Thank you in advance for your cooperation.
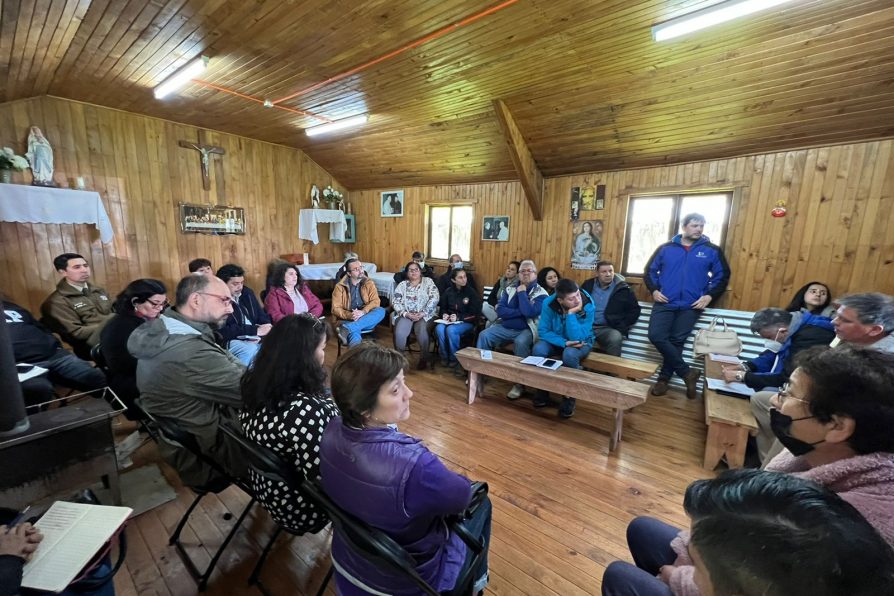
[331,214,356,243]
[482,216,510,241]
[381,190,404,217]
[179,203,246,235]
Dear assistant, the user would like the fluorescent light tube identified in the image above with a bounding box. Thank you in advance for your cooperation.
[652,0,796,42]
[305,114,369,137]
[154,56,208,99]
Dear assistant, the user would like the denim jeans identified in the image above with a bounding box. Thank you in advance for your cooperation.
[435,321,474,364]
[647,304,701,379]
[601,516,680,596]
[342,306,387,346]
[23,349,107,404]
[532,341,591,401]
[228,339,261,366]
[476,324,533,357]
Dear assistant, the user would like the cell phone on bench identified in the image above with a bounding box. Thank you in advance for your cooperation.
[542,359,558,368]
[237,335,261,341]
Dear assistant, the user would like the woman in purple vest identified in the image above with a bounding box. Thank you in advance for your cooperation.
[320,343,492,595]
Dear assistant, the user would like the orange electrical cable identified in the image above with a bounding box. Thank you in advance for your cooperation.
[191,80,332,122]
[270,0,520,105]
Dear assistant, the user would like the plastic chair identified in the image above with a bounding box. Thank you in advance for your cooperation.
[218,423,332,596]
[137,400,256,591]
[304,478,488,596]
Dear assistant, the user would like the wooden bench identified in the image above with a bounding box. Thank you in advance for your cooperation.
[582,352,656,381]
[701,357,759,469]
[454,347,647,453]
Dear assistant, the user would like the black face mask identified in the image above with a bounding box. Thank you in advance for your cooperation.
[770,408,824,456]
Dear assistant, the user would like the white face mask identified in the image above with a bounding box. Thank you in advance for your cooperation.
[452,261,464,269]
[764,328,785,353]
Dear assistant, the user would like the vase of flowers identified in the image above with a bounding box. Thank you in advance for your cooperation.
[0,147,29,183]
[323,185,343,210]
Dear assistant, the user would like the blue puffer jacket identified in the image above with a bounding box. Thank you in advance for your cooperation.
[538,290,596,348]
[644,234,730,309]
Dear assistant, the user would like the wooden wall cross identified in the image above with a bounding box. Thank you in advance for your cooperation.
[178,133,225,191]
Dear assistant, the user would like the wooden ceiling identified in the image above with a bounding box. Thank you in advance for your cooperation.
[2,0,894,189]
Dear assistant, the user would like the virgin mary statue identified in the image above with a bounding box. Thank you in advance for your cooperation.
[26,127,54,186]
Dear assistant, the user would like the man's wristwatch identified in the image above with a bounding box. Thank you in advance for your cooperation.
[735,371,745,382]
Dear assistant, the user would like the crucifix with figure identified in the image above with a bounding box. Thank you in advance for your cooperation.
[179,133,225,191]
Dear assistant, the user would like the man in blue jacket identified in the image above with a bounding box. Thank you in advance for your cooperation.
[532,279,595,418]
[644,213,730,398]
[216,264,272,366]
[476,259,549,400]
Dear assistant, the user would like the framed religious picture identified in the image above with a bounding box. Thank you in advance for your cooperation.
[570,186,581,221]
[581,186,595,211]
[595,184,606,210]
[482,216,510,241]
[330,214,356,243]
[381,190,404,217]
[179,203,246,235]
[570,220,603,270]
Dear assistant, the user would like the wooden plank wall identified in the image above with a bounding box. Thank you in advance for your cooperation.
[0,96,347,314]
[349,139,894,311]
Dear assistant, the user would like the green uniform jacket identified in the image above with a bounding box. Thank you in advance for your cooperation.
[40,279,113,347]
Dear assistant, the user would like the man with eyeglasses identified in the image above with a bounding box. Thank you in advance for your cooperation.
[40,252,114,359]
[476,259,549,400]
[128,274,248,488]
[332,258,386,346]
[216,263,272,366]
[4,297,106,404]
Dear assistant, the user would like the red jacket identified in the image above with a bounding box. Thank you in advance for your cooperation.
[264,285,323,322]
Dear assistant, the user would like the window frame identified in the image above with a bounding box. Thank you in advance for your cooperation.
[621,190,733,278]
[425,203,475,265]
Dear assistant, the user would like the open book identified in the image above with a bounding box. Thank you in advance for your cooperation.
[434,318,465,325]
[519,356,563,370]
[22,501,132,593]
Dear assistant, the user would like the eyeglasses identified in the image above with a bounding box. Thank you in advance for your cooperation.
[519,268,535,274]
[198,292,232,305]
[146,298,168,309]
[777,383,810,407]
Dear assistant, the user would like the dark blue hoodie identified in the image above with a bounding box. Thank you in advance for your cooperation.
[644,234,730,309]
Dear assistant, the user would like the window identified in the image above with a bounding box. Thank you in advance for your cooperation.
[622,192,732,276]
[427,205,473,261]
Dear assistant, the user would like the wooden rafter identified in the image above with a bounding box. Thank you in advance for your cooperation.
[492,99,543,220]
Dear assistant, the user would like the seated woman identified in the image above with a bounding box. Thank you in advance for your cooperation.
[391,261,439,370]
[319,343,491,595]
[436,268,481,374]
[601,345,894,596]
[482,260,520,325]
[785,281,834,316]
[100,278,167,419]
[683,469,894,596]
[537,266,561,296]
[264,263,323,322]
[240,314,339,534]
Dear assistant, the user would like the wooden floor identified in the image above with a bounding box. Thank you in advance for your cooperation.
[112,331,713,596]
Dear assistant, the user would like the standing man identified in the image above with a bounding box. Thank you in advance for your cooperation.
[644,213,730,398]
[40,253,113,359]
[332,258,387,347]
[476,259,549,399]
[216,264,273,366]
[580,261,641,357]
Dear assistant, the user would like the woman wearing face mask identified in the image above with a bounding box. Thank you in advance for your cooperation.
[720,307,834,391]
[786,281,834,316]
[319,343,492,595]
[600,345,894,596]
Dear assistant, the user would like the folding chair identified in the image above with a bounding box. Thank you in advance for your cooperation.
[138,400,256,591]
[302,478,488,596]
[218,423,331,596]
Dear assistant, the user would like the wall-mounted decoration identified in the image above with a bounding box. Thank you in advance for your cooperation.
[482,215,510,241]
[571,220,603,270]
[581,186,595,211]
[595,184,606,210]
[570,186,581,221]
[180,203,245,235]
[771,199,787,217]
[331,214,356,243]
[381,190,404,217]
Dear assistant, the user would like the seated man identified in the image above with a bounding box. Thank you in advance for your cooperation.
[332,258,387,347]
[436,253,479,295]
[393,251,434,284]
[216,264,272,366]
[188,258,213,275]
[40,253,113,359]
[128,274,248,489]
[476,260,549,399]
[580,261,641,356]
[334,251,359,282]
[532,279,595,418]
[4,299,106,404]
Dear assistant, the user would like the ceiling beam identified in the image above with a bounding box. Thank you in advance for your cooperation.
[492,99,543,220]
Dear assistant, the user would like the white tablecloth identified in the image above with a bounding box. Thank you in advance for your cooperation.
[299,262,377,280]
[0,184,114,243]
[298,208,347,244]
[369,272,396,300]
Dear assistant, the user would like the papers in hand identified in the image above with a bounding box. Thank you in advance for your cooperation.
[706,378,754,397]
[22,501,132,593]
[709,353,742,364]
[520,356,563,370]
[17,363,48,382]
[435,319,463,325]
